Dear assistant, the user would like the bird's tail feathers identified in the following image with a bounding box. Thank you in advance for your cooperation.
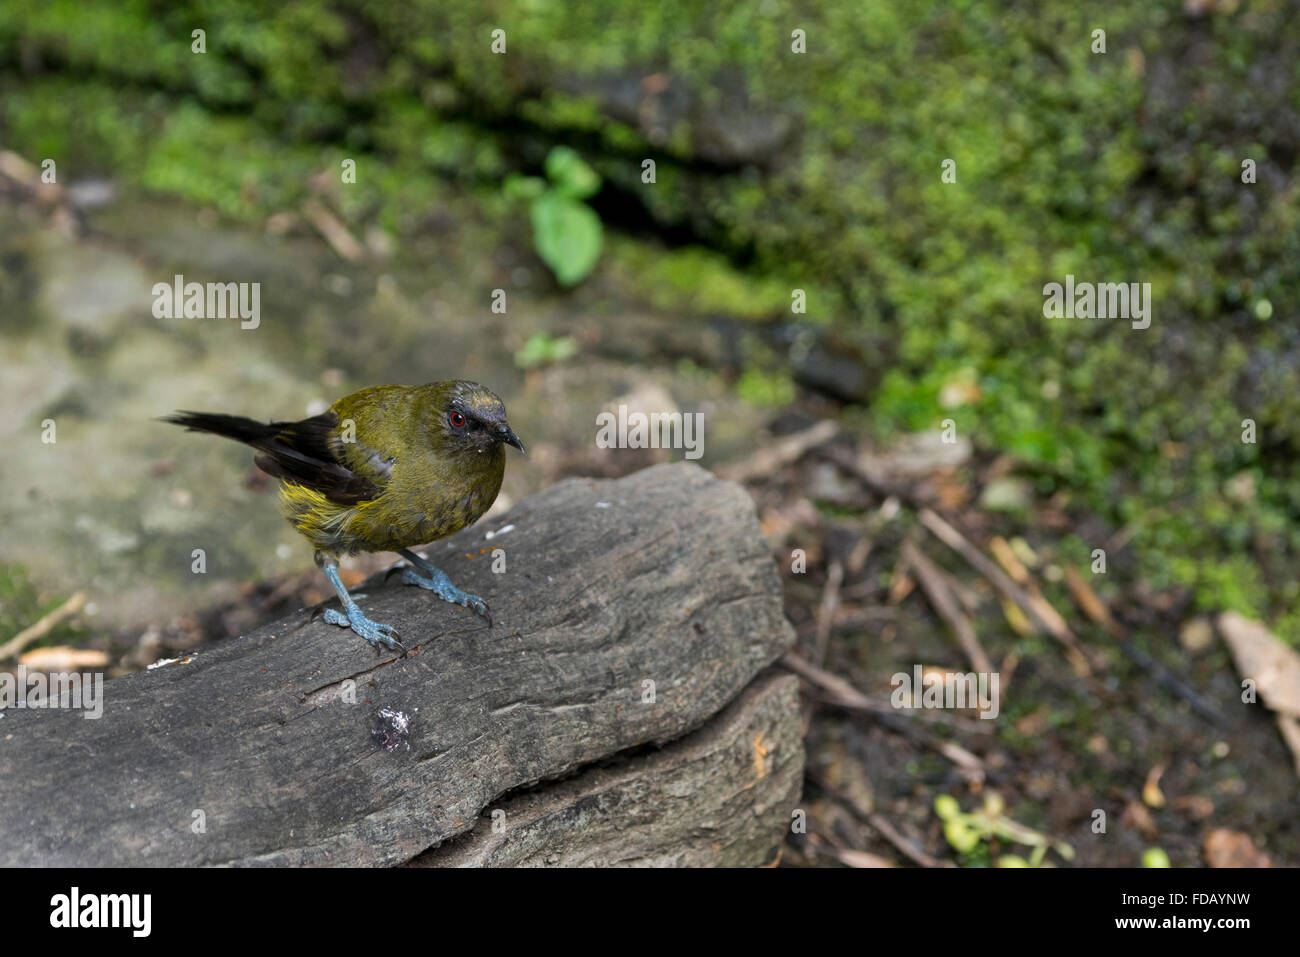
[160,411,277,446]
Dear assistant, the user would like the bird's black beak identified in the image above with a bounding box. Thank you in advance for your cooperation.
[496,424,526,453]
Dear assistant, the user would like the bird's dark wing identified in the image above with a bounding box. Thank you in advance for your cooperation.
[253,412,385,506]
[163,409,383,505]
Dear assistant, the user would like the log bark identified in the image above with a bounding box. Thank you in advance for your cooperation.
[0,463,799,866]
[410,671,802,867]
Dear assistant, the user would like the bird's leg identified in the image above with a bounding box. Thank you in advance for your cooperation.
[396,548,492,625]
[315,551,404,651]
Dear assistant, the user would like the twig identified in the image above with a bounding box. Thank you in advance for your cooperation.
[1115,640,1226,726]
[1063,566,1122,636]
[820,845,896,868]
[782,652,989,780]
[918,509,1092,675]
[864,812,946,868]
[812,559,843,668]
[806,769,947,868]
[1064,567,1224,724]
[0,592,88,661]
[718,420,838,483]
[988,535,1081,650]
[300,199,365,262]
[780,651,988,732]
[900,541,992,675]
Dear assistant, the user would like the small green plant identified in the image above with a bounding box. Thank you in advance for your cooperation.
[935,792,1075,867]
[513,331,578,369]
[1142,847,1171,868]
[735,368,796,407]
[504,147,603,287]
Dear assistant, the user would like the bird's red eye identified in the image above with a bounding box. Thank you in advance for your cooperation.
[449,411,466,428]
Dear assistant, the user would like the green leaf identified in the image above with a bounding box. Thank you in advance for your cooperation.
[544,146,601,199]
[503,174,546,201]
[514,332,578,369]
[530,192,602,286]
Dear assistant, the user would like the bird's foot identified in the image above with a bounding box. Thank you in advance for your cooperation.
[397,564,491,625]
[322,605,405,652]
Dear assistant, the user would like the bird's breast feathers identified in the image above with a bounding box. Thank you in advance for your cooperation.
[279,447,504,554]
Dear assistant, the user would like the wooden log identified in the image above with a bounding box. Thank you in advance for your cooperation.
[0,463,798,866]
[409,671,803,867]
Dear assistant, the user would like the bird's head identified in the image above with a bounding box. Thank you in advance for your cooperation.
[430,380,525,457]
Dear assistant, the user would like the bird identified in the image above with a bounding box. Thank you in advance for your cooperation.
[162,380,524,651]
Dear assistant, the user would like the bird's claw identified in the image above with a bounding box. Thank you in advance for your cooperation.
[323,606,405,652]
[463,594,492,627]
[400,567,492,626]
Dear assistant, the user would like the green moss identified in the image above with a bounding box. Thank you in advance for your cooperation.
[0,562,86,648]
[735,368,795,407]
[607,238,829,320]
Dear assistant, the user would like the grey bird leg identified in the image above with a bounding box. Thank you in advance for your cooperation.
[315,551,404,651]
[396,548,491,625]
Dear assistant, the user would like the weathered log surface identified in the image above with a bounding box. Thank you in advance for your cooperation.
[0,463,798,866]
[410,671,803,867]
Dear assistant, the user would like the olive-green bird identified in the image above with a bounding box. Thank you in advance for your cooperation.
[163,380,524,650]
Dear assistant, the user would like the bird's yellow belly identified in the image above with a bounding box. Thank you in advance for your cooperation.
[278,472,501,555]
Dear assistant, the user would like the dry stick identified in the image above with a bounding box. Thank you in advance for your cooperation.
[0,592,88,661]
[718,419,839,483]
[820,845,896,869]
[300,199,365,263]
[782,652,989,781]
[1063,566,1122,637]
[988,535,1083,652]
[1064,567,1226,725]
[864,811,946,868]
[812,559,844,668]
[824,443,1078,663]
[781,651,990,733]
[917,509,1093,676]
[806,768,947,868]
[822,444,1107,709]
[821,443,1191,729]
[900,540,993,675]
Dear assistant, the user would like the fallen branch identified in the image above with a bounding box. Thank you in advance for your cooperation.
[1064,567,1224,725]
[806,768,947,868]
[1063,566,1123,636]
[0,592,88,661]
[918,509,1092,675]
[900,541,992,675]
[781,652,987,780]
[812,559,844,668]
[300,199,365,263]
[718,419,838,483]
